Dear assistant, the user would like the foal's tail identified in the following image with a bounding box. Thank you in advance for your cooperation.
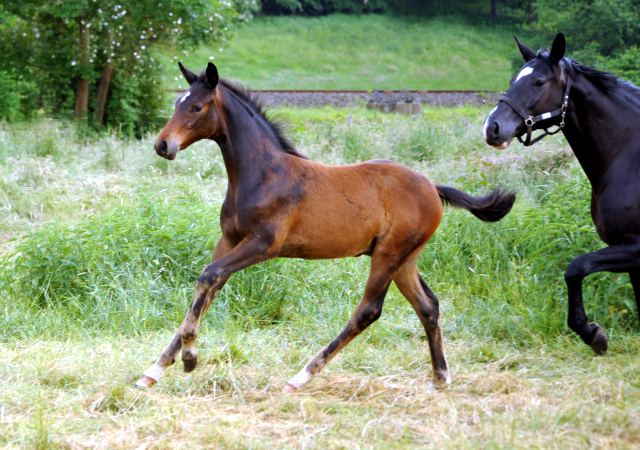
[436,185,516,222]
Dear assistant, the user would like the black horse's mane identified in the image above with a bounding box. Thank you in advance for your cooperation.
[558,56,640,108]
[199,72,306,159]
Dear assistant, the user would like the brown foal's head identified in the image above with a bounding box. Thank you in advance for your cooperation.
[155,62,221,160]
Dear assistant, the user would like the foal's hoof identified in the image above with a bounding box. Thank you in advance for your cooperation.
[183,356,198,373]
[283,383,298,394]
[432,371,452,387]
[135,375,157,388]
[588,323,608,355]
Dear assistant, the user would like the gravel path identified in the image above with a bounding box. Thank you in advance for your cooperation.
[254,90,501,109]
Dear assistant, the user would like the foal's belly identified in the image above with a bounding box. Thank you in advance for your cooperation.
[279,210,382,259]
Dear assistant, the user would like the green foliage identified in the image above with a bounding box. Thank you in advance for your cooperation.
[260,0,388,15]
[0,0,238,130]
[519,0,640,82]
[257,0,493,17]
[0,70,37,121]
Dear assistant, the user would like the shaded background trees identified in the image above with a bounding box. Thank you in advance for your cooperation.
[0,0,236,133]
[1,0,639,130]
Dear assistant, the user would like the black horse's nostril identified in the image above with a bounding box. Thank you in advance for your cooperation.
[491,121,500,137]
[157,140,168,156]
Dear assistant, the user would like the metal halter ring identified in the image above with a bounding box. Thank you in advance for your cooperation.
[524,116,535,127]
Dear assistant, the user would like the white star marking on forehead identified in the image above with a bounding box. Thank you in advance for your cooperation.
[180,91,191,103]
[515,67,534,83]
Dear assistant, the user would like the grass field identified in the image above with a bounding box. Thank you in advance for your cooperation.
[158,14,520,90]
[1,105,640,448]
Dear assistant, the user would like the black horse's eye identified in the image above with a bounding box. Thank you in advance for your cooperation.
[192,104,203,113]
[535,79,545,86]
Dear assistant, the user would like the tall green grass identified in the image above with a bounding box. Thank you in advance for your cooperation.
[159,14,520,90]
[2,107,639,450]
[1,106,638,347]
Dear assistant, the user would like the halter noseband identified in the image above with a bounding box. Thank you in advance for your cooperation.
[499,74,572,146]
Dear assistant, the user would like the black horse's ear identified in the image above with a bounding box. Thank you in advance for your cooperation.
[550,33,566,64]
[178,62,198,86]
[514,36,536,62]
[206,62,219,89]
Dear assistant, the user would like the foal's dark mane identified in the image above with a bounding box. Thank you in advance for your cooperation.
[197,71,306,159]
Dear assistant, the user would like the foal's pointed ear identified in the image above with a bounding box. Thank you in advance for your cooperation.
[514,36,536,62]
[550,33,566,64]
[178,62,198,86]
[206,62,219,89]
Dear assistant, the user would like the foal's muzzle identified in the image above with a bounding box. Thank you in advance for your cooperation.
[154,138,179,160]
[156,139,168,157]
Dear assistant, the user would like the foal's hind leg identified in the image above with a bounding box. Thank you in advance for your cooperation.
[284,255,398,393]
[393,258,450,386]
[136,236,236,387]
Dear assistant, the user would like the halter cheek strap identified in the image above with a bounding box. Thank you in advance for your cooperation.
[499,76,572,146]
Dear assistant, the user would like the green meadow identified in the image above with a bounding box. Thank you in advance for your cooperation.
[159,14,519,90]
[0,12,638,450]
[1,104,639,448]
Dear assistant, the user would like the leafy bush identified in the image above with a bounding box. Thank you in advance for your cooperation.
[522,0,640,83]
[0,70,37,121]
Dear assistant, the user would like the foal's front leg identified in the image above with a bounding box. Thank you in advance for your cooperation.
[136,235,275,387]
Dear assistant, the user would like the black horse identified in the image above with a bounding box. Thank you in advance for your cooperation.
[484,33,640,355]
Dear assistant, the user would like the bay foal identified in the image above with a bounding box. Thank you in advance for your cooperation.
[136,63,515,391]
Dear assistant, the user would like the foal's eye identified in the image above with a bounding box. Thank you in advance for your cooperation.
[192,104,203,113]
[535,79,545,86]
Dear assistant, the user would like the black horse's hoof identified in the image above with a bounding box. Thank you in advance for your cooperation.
[588,323,608,355]
[183,356,198,373]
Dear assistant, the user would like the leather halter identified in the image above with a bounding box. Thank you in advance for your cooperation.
[499,74,572,146]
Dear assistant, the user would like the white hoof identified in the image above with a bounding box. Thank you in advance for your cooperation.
[135,375,157,388]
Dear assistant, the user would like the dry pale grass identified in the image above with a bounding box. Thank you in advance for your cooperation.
[1,332,639,449]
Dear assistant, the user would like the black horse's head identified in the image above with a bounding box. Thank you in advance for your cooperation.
[484,33,569,149]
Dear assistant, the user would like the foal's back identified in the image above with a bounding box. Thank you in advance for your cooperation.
[278,157,442,260]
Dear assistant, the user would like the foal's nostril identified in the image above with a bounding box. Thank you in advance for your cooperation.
[158,140,168,156]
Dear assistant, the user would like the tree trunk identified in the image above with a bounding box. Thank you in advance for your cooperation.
[526,0,538,24]
[74,18,90,119]
[490,0,497,21]
[95,63,113,125]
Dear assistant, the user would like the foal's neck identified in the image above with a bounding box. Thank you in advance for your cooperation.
[213,86,287,188]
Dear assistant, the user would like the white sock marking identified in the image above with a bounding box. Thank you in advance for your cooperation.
[288,364,313,389]
[142,363,164,381]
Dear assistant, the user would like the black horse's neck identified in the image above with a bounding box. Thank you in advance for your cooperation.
[562,64,640,187]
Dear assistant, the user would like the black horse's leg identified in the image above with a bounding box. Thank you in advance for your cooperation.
[565,244,640,355]
[393,258,450,386]
[136,235,274,387]
[628,270,640,322]
[283,253,398,392]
